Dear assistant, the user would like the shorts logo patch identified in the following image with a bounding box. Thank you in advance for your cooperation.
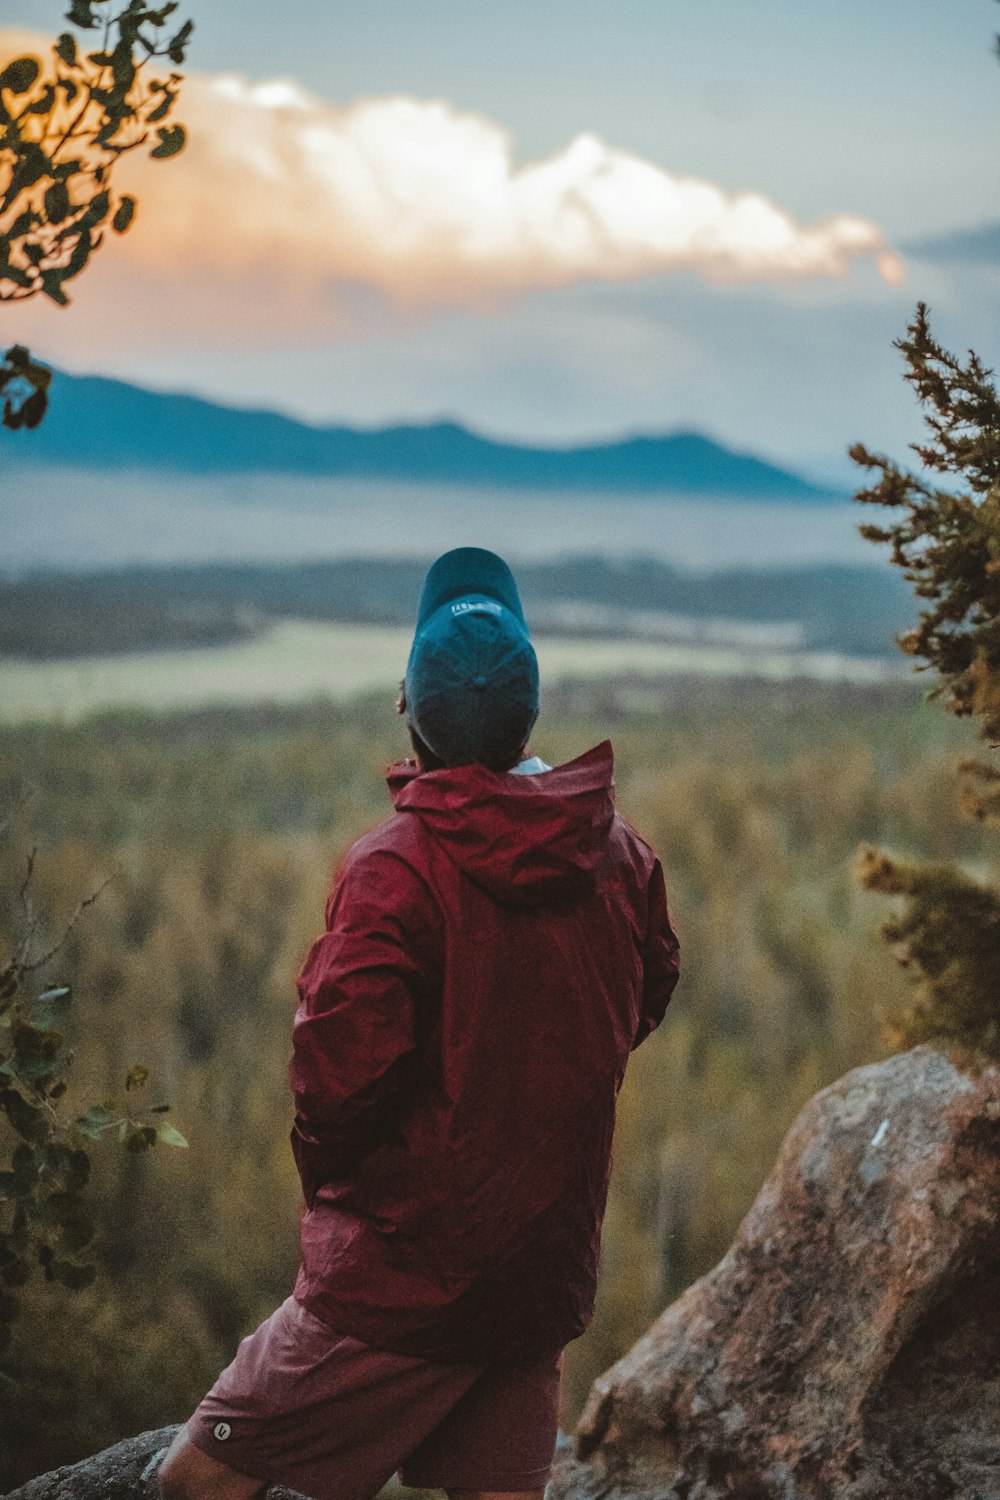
[212,1421,232,1442]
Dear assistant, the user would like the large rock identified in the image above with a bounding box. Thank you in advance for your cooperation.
[0,1428,307,1500]
[552,1046,1000,1500]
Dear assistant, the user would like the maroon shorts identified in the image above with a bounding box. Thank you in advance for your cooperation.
[186,1296,563,1500]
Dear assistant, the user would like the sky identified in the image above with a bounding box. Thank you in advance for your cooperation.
[2,0,999,475]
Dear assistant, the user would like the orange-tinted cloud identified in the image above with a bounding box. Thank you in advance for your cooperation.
[1,28,904,353]
[127,69,905,294]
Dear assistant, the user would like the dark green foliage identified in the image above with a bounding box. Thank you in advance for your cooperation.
[0,0,193,306]
[957,753,1000,824]
[853,305,1000,1063]
[0,0,193,429]
[858,846,1000,1058]
[0,807,185,1365]
[852,305,1000,740]
[0,343,51,429]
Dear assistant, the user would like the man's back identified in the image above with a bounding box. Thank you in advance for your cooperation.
[161,549,680,1500]
[291,740,680,1363]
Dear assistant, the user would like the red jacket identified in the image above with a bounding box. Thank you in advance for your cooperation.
[290,740,680,1362]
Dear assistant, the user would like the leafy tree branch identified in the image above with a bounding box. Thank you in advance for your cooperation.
[0,0,193,427]
[852,307,1000,1064]
[851,305,1000,741]
[0,803,186,1363]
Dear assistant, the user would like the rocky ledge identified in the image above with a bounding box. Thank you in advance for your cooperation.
[551,1045,1000,1500]
[0,1429,306,1499]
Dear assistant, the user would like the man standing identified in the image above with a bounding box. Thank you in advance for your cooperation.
[160,548,680,1500]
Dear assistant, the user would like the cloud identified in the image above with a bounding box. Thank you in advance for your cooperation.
[0,28,903,340]
[136,71,905,298]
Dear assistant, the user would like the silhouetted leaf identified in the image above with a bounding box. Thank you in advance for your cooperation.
[0,265,34,293]
[31,986,71,1031]
[67,0,97,27]
[19,388,49,427]
[125,1124,157,1152]
[0,1256,30,1287]
[71,1103,115,1141]
[0,57,41,95]
[55,32,77,67]
[44,1192,96,1252]
[112,195,136,233]
[43,180,71,225]
[42,1142,71,1172]
[61,227,92,278]
[10,1145,36,1195]
[52,1259,95,1290]
[65,1150,90,1193]
[22,353,51,390]
[150,124,185,158]
[10,1019,64,1083]
[111,42,135,94]
[83,190,110,225]
[10,1205,29,1251]
[6,209,37,240]
[8,141,50,193]
[27,85,56,115]
[1,1089,47,1143]
[147,3,180,27]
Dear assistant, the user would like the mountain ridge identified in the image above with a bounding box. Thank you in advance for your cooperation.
[0,369,838,499]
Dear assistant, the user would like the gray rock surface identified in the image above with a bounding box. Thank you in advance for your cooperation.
[0,1427,307,1500]
[550,1046,1000,1500]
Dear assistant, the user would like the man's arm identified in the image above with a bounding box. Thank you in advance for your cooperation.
[632,857,680,1050]
[289,848,441,1208]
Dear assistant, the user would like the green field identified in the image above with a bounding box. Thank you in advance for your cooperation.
[0,618,906,725]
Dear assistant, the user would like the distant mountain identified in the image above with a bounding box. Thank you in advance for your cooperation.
[901,220,1000,267]
[0,369,837,499]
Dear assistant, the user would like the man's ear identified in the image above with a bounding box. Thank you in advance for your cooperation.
[396,681,407,716]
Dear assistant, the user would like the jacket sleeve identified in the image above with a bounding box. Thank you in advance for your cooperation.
[632,857,680,1050]
[289,847,441,1209]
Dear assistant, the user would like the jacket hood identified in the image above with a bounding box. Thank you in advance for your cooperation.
[387,741,616,905]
